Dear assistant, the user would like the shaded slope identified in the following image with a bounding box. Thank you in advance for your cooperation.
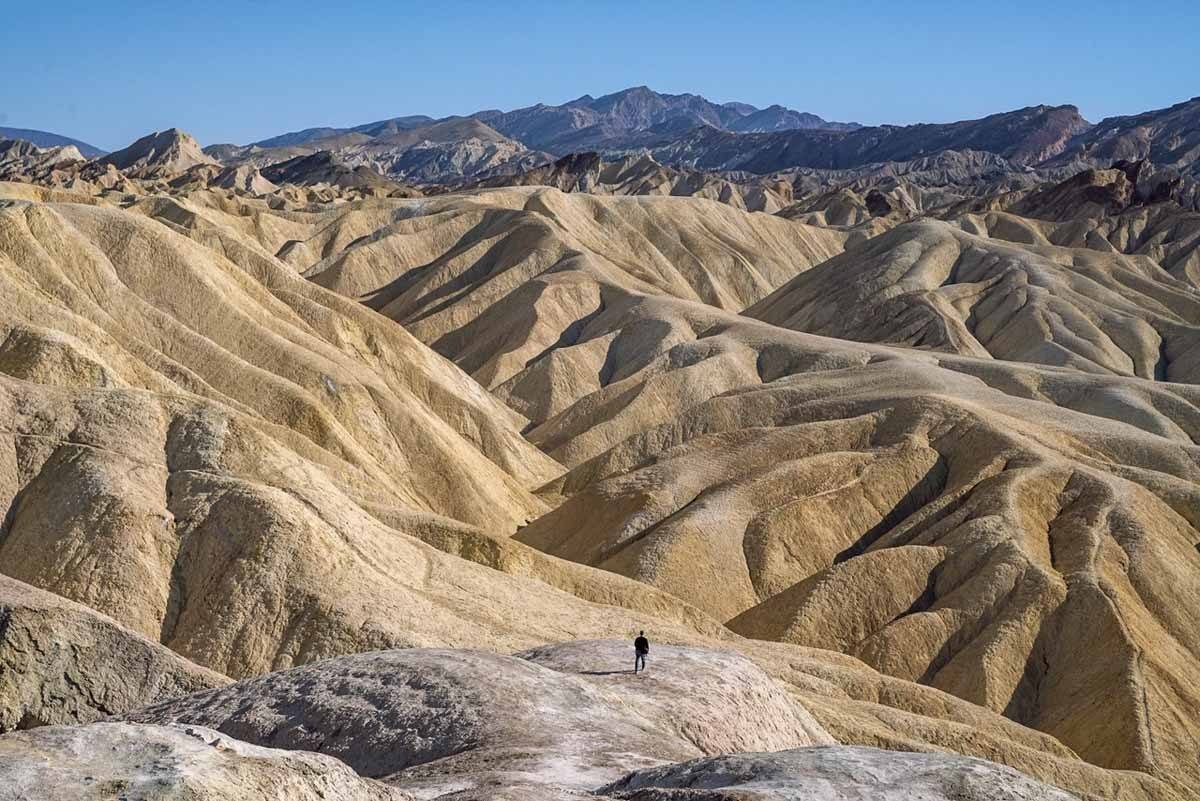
[0,574,227,731]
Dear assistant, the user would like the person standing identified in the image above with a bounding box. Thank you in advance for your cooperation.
[634,631,649,673]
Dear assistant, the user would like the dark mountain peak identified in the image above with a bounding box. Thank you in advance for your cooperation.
[252,125,346,148]
[721,101,759,116]
[988,103,1086,124]
[0,126,105,157]
[1094,95,1199,127]
[1025,103,1073,113]
[350,115,438,138]
[728,105,859,134]
[590,85,667,112]
[1053,95,1200,177]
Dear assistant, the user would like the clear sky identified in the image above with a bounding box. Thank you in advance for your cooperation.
[3,0,1197,151]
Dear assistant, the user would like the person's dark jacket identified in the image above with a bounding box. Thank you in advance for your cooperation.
[634,636,649,654]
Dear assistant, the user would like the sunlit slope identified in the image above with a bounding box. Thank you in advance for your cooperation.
[747,219,1200,382]
[511,304,1200,788]
[291,187,845,388]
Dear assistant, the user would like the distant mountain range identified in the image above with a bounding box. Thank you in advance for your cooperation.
[637,97,1200,178]
[468,86,861,152]
[0,126,105,157]
[243,86,861,155]
[9,90,1200,188]
[224,88,1200,183]
[641,104,1092,173]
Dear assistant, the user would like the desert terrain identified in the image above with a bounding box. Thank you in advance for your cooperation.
[1,88,1198,800]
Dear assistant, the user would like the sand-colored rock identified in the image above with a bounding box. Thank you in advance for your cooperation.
[28,175,1187,796]
[0,160,1198,801]
[217,117,548,185]
[97,128,217,178]
[0,139,86,186]
[0,574,226,731]
[212,164,278,195]
[0,185,737,678]
[949,164,1200,289]
[0,186,557,526]
[295,187,846,388]
[471,151,793,212]
[512,308,1200,792]
[746,219,1200,382]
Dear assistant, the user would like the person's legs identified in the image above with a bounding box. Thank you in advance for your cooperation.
[635,653,645,673]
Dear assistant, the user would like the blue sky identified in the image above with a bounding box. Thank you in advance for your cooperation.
[2,1,1197,151]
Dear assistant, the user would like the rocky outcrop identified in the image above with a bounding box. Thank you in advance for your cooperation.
[123,641,832,797]
[0,575,226,731]
[260,150,407,192]
[0,126,103,158]
[211,164,278,195]
[1052,96,1200,178]
[599,747,1080,800]
[0,723,410,801]
[0,139,85,182]
[97,128,217,177]
[1013,160,1197,220]
[213,118,547,186]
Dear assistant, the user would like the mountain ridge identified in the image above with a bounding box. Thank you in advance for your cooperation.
[1051,95,1200,177]
[0,126,105,157]
[641,104,1092,173]
[235,86,859,157]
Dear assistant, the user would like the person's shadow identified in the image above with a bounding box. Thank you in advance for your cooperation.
[578,669,636,675]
